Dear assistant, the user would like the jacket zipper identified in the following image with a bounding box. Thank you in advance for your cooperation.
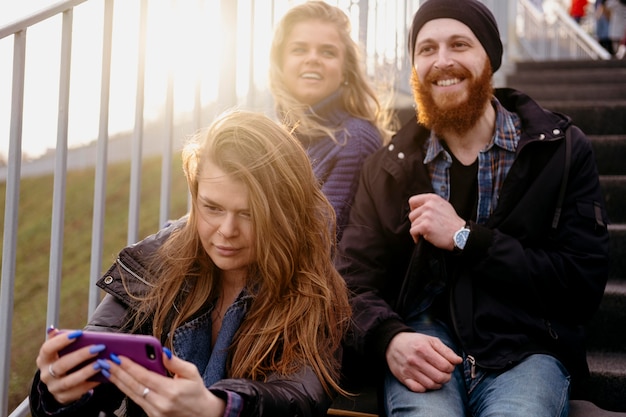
[545,319,559,340]
[466,355,477,379]
[116,257,155,287]
[449,277,479,380]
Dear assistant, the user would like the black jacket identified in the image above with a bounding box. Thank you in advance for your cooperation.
[336,88,610,382]
[30,220,334,417]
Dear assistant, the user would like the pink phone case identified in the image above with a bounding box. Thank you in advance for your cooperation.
[58,330,167,383]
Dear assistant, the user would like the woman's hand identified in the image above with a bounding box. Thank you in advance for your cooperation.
[35,327,103,404]
[105,349,226,417]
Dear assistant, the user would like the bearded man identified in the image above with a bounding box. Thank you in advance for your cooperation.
[335,0,610,416]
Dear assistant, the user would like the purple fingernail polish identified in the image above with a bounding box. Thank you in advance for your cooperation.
[46,325,55,334]
[89,344,106,354]
[101,369,111,379]
[93,362,102,371]
[110,353,121,365]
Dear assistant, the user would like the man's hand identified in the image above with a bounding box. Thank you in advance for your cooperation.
[386,332,462,392]
[408,193,465,249]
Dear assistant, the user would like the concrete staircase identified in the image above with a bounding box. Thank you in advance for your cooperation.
[506,59,626,413]
[327,59,626,416]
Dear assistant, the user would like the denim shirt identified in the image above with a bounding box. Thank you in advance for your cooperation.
[172,290,252,417]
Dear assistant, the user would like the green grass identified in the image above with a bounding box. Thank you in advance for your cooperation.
[0,153,189,412]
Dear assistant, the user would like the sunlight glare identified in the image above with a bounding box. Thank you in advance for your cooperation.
[0,0,400,160]
[143,0,220,119]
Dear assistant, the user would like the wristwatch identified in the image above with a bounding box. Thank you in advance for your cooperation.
[453,224,470,252]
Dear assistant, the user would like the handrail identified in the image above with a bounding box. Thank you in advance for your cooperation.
[517,0,611,61]
[0,0,88,40]
[544,0,611,59]
[7,399,28,417]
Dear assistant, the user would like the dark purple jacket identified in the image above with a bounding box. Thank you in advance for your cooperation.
[296,89,382,241]
[336,88,610,382]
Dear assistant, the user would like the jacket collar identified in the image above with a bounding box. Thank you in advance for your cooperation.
[495,88,571,148]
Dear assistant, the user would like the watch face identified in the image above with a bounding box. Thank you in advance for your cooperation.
[454,228,469,250]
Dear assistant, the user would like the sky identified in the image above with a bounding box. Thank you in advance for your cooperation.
[0,0,286,160]
[0,0,400,160]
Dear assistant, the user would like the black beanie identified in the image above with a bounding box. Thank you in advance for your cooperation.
[408,0,503,73]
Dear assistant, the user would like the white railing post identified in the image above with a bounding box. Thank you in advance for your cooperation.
[89,0,115,317]
[47,7,73,331]
[127,0,148,246]
[0,28,26,417]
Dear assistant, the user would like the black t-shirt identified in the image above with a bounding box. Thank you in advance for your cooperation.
[448,151,478,221]
[429,147,478,328]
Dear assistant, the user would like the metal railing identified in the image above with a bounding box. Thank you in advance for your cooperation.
[0,1,412,415]
[0,0,606,415]
[1,2,90,416]
[517,0,611,61]
[0,1,197,415]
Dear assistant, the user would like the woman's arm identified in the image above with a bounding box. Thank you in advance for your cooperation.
[209,366,332,417]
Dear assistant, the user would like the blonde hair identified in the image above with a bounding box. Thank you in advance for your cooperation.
[131,110,351,395]
[269,0,393,143]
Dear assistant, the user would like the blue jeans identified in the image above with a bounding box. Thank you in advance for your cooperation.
[384,316,570,417]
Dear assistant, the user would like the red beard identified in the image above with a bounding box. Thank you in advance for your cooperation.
[411,63,493,136]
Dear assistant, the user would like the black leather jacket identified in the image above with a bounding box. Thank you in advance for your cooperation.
[30,220,334,417]
[336,88,610,382]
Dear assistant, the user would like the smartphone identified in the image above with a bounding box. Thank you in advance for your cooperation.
[58,330,168,383]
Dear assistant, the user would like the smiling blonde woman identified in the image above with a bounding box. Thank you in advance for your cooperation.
[269,1,394,241]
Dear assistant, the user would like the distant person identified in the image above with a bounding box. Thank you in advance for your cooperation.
[335,0,610,416]
[29,110,352,417]
[571,0,589,23]
[269,0,393,241]
[596,0,615,54]
[607,0,626,56]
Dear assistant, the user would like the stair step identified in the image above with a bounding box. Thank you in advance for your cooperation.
[569,400,626,417]
[514,59,626,71]
[591,136,626,176]
[609,224,626,280]
[330,384,379,417]
[505,60,626,137]
[534,101,626,135]
[601,176,626,224]
[505,84,626,101]
[507,68,626,86]
[586,280,626,351]
[580,351,626,412]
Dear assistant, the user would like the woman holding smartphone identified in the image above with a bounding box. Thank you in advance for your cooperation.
[29,110,351,417]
